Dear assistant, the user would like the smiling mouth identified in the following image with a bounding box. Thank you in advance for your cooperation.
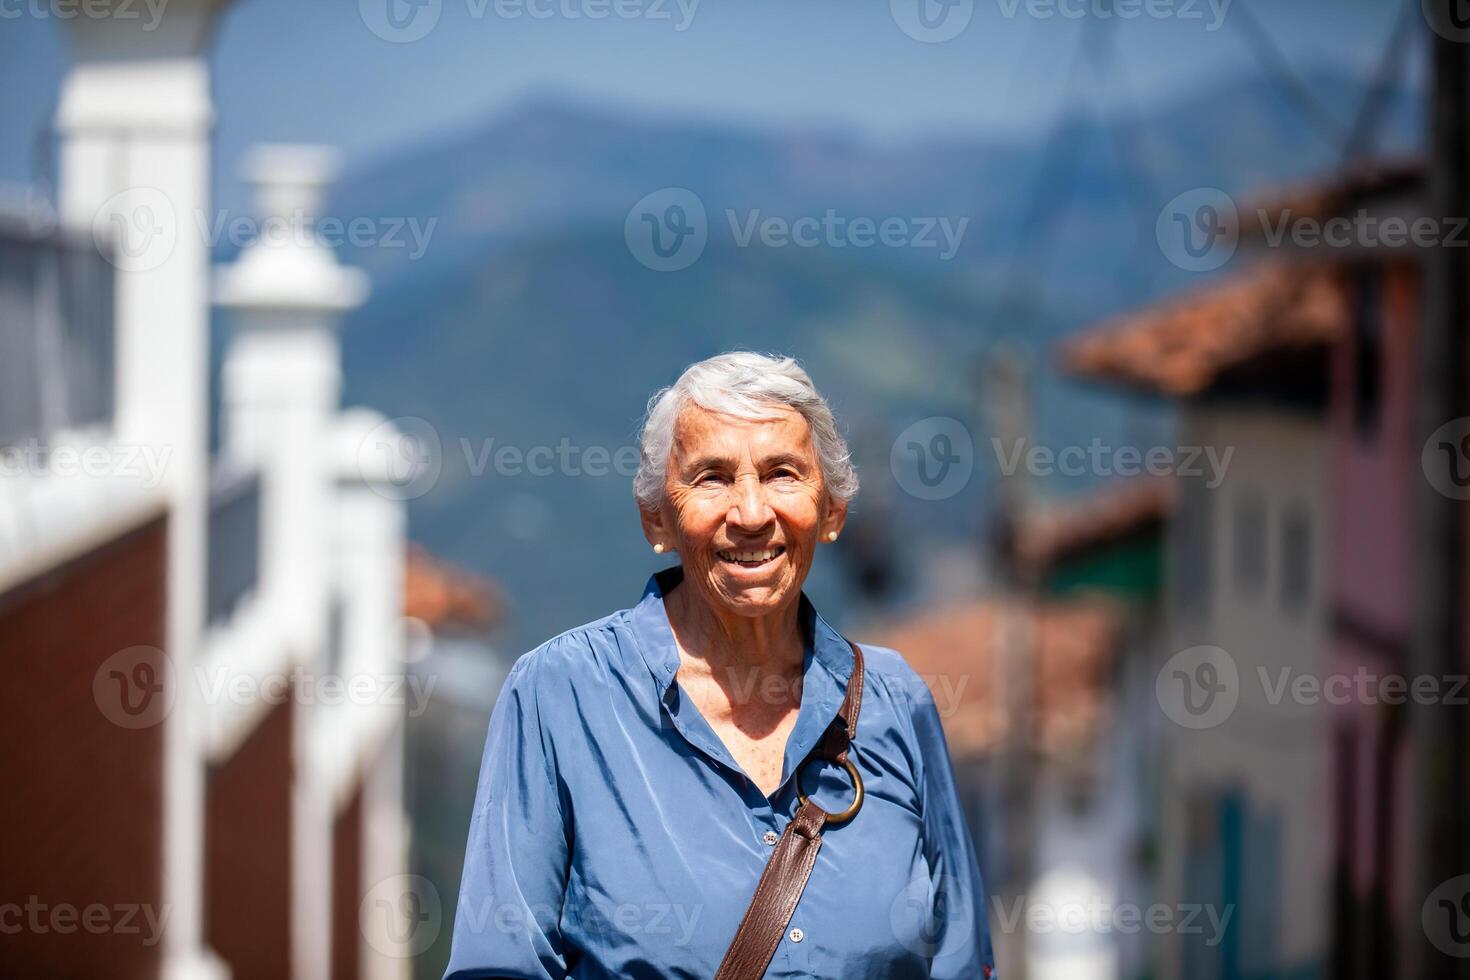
[715,545,786,568]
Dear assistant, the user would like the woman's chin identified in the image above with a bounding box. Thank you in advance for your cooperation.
[707,569,794,615]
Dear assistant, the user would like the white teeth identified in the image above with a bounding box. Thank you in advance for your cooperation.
[718,547,783,563]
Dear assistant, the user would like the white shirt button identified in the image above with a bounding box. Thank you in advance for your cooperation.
[789,928,804,943]
[763,831,779,846]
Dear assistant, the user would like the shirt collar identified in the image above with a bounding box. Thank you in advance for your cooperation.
[628,564,855,696]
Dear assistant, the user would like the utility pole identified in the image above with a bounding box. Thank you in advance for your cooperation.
[984,344,1036,980]
[1416,5,1469,979]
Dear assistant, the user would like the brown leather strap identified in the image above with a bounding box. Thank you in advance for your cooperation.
[817,640,864,765]
[713,641,866,980]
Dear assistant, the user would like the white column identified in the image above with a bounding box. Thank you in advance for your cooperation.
[333,408,413,980]
[216,145,369,980]
[217,145,368,656]
[55,7,231,980]
[360,719,412,980]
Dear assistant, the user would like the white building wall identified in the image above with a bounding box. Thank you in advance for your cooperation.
[33,11,417,975]
[214,146,407,980]
[54,8,232,978]
[1157,404,1330,980]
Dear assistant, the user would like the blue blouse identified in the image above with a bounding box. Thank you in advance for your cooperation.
[444,565,997,979]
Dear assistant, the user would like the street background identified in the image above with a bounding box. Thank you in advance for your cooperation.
[3,1,1469,979]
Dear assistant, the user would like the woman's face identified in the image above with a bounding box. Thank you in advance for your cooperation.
[645,403,846,622]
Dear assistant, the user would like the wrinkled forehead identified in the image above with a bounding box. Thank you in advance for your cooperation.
[668,402,814,466]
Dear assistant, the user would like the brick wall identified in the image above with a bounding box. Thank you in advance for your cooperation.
[204,694,294,980]
[332,780,365,980]
[0,512,169,979]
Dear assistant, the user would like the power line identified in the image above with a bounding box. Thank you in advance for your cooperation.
[998,13,1117,332]
[993,0,1415,341]
[1340,0,1420,163]
[1228,0,1347,148]
[1249,0,1419,339]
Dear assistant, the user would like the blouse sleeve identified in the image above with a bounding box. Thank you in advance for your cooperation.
[444,655,572,980]
[908,675,1000,979]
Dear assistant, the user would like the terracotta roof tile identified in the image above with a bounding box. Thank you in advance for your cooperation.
[1243,158,1424,231]
[1011,479,1173,576]
[863,597,1121,762]
[1058,262,1346,397]
[403,545,503,630]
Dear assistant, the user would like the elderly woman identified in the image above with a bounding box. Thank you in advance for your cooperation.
[445,352,996,979]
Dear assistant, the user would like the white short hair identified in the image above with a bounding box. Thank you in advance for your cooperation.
[634,351,859,511]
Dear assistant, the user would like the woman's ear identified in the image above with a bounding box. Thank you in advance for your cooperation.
[821,497,849,542]
[639,504,672,551]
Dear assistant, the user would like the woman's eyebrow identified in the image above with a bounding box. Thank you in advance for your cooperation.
[681,453,733,474]
[759,452,809,470]
[679,451,808,474]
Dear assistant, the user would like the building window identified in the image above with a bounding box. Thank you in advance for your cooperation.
[1233,489,1267,600]
[1281,504,1312,613]
[1352,265,1383,438]
[1174,472,1214,618]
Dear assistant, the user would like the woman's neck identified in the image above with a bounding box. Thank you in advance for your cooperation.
[663,578,806,679]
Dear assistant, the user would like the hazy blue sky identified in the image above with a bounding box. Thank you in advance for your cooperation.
[0,0,1412,212]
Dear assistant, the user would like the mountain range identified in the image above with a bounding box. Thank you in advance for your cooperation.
[319,67,1420,651]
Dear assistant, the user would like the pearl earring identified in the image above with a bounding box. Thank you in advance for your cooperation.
[653,543,665,554]
[826,531,839,542]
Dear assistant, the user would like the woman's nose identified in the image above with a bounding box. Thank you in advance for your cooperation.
[726,477,774,530]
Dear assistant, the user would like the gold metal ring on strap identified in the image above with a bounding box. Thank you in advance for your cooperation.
[797,757,864,825]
